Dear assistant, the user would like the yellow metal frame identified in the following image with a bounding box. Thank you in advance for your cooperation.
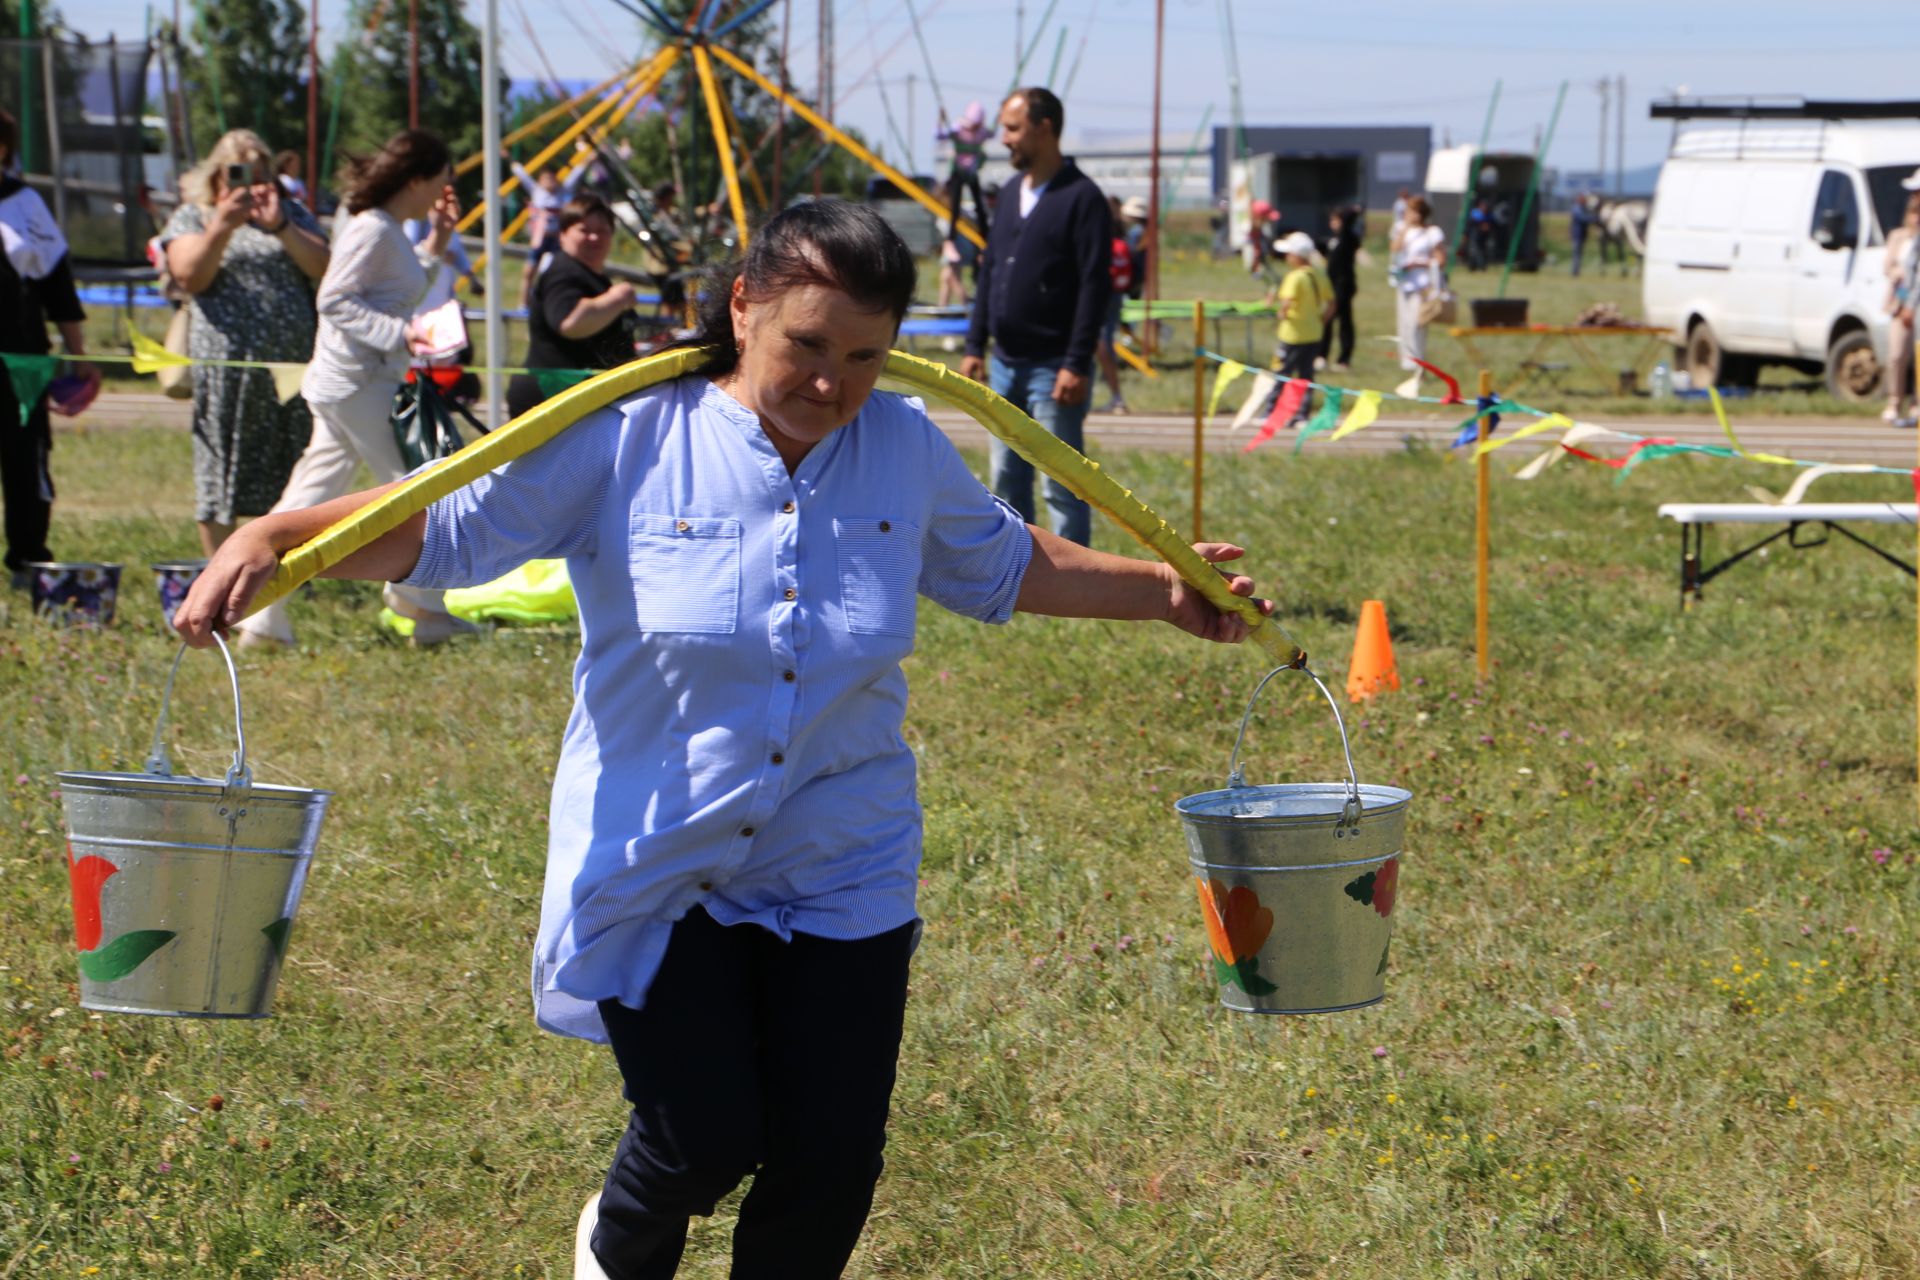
[247,349,1300,669]
[453,65,637,177]
[707,43,985,250]
[457,45,678,237]
[692,43,750,251]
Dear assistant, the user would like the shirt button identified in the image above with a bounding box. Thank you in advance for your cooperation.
[675,519,690,532]
[771,752,784,765]
[699,880,713,891]
[781,500,795,514]
[740,827,755,837]
[783,669,796,682]
[878,520,892,532]
[783,587,797,601]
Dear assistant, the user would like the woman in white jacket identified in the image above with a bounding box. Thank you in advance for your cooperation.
[236,129,475,649]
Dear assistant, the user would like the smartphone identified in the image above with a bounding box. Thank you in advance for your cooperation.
[226,162,249,189]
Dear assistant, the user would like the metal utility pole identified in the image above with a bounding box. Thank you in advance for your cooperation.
[482,0,504,428]
[306,0,319,197]
[1615,74,1626,193]
[1145,0,1163,351]
[818,0,833,120]
[906,72,916,174]
[1015,1,1024,71]
[409,0,421,128]
[1595,77,1608,186]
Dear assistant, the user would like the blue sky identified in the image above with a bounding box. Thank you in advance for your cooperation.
[84,0,1920,177]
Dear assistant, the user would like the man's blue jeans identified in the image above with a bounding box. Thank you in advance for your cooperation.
[988,353,1092,547]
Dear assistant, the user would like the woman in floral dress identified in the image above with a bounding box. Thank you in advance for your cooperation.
[161,130,331,555]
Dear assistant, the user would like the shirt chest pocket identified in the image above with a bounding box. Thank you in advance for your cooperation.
[629,512,741,634]
[833,516,922,638]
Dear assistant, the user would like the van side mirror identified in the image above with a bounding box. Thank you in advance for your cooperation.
[1813,209,1850,250]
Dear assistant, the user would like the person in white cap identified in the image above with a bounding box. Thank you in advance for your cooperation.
[1093,194,1149,414]
[1885,171,1920,427]
[1267,229,1334,427]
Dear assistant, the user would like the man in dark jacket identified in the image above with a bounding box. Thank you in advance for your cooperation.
[959,86,1111,547]
[1321,205,1361,370]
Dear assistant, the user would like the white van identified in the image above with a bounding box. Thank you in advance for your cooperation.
[1642,102,1920,401]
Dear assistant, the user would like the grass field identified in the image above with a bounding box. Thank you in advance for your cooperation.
[85,211,1879,421]
[3,418,1916,1277]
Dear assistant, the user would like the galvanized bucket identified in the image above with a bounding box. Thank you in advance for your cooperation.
[151,561,208,627]
[55,634,331,1017]
[1176,666,1411,1015]
[28,561,121,626]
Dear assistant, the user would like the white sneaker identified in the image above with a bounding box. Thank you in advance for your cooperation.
[1105,398,1130,415]
[1883,405,1902,424]
[574,1191,611,1280]
[408,612,483,648]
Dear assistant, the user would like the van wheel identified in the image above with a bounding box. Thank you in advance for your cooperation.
[1684,322,1756,388]
[1825,329,1882,402]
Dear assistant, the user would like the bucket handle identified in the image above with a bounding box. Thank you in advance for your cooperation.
[1225,665,1364,833]
[143,633,252,820]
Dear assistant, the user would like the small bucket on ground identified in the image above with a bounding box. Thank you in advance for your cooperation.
[152,561,208,627]
[1176,666,1411,1015]
[55,634,332,1017]
[29,561,121,626]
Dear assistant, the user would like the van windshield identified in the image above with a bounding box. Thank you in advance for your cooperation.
[1866,166,1916,239]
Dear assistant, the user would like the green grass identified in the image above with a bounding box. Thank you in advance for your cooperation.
[86,212,1871,420]
[3,423,1916,1277]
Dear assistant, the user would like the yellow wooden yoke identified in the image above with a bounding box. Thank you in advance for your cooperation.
[248,349,1306,670]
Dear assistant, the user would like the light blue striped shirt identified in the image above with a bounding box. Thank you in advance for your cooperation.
[405,376,1033,1041]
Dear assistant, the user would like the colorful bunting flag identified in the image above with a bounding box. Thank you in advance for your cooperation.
[1293,387,1344,455]
[128,328,191,374]
[1228,372,1277,432]
[1207,360,1249,418]
[1409,358,1463,404]
[1708,386,1797,465]
[0,353,58,423]
[268,363,306,404]
[1243,380,1309,453]
[1329,390,1382,442]
[1472,413,1573,458]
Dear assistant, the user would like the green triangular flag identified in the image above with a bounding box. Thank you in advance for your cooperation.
[531,368,591,400]
[1292,387,1344,455]
[1,353,59,424]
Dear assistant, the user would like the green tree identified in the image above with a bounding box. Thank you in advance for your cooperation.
[327,0,505,199]
[179,0,310,154]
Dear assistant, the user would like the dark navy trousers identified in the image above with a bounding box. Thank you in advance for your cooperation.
[593,906,918,1279]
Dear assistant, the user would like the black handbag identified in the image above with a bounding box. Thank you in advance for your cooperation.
[391,369,487,471]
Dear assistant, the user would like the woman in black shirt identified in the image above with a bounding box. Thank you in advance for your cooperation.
[0,109,98,587]
[505,194,639,419]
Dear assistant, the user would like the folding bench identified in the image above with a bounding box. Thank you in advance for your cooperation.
[1657,502,1918,607]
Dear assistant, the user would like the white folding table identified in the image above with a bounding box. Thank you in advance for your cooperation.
[1656,502,1918,607]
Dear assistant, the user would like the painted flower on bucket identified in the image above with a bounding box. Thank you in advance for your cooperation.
[1196,879,1277,995]
[67,845,175,982]
[1343,857,1400,919]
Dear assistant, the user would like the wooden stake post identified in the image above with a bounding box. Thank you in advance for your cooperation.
[1476,368,1493,681]
[1191,299,1204,540]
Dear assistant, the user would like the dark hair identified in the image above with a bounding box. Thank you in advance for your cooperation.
[1907,191,1920,220]
[559,193,614,232]
[1406,194,1432,223]
[651,180,678,203]
[0,109,15,164]
[338,129,451,215]
[1010,87,1064,137]
[274,150,301,177]
[674,199,917,376]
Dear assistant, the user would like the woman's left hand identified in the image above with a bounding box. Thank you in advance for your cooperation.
[248,182,284,232]
[1164,542,1273,643]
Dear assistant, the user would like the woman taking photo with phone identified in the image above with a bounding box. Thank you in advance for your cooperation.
[159,129,331,557]
[234,128,475,650]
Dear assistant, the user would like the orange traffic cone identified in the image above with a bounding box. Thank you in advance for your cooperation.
[1346,600,1400,702]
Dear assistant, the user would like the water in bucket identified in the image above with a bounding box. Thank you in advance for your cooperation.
[56,635,331,1017]
[1176,666,1411,1014]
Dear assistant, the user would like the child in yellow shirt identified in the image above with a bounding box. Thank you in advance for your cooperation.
[1269,231,1335,426]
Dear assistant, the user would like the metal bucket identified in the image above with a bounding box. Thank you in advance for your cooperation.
[152,561,208,627]
[55,634,331,1017]
[29,561,121,626]
[1176,666,1411,1015]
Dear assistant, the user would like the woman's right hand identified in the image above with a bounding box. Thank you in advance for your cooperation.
[173,526,282,648]
[210,183,253,235]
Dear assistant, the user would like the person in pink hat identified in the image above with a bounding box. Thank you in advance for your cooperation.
[936,100,991,240]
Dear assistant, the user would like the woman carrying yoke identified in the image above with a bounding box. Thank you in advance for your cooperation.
[174,201,1273,1279]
